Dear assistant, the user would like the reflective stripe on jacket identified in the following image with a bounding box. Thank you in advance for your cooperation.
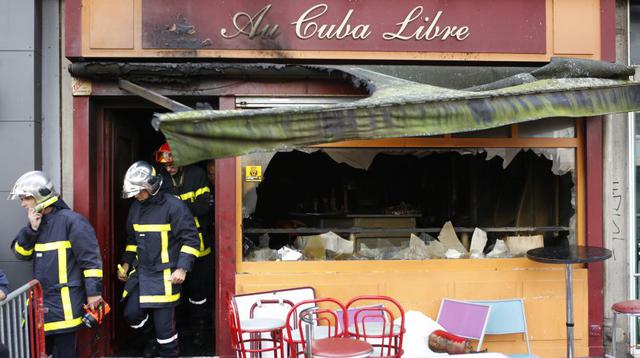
[160,165,212,257]
[12,200,103,334]
[121,192,199,308]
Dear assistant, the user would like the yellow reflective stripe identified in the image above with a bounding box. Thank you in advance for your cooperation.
[180,246,200,257]
[194,217,200,228]
[164,268,172,297]
[35,241,71,252]
[15,242,33,256]
[44,317,83,332]
[195,186,210,197]
[161,231,169,263]
[60,286,74,320]
[57,245,68,284]
[83,269,103,278]
[178,186,210,202]
[125,245,137,253]
[198,247,212,257]
[122,290,128,299]
[140,293,181,303]
[198,232,204,251]
[133,224,171,232]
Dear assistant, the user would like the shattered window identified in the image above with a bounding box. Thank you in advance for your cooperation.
[240,147,576,262]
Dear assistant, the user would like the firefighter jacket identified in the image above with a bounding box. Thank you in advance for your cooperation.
[121,192,200,308]
[12,200,103,334]
[160,165,212,258]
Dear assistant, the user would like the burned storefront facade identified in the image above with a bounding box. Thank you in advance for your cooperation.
[65,1,637,356]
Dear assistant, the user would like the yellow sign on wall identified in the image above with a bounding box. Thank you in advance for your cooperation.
[245,166,262,182]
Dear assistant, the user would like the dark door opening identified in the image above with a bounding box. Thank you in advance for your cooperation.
[94,101,216,357]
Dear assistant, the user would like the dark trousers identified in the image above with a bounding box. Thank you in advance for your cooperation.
[45,331,77,358]
[124,286,178,358]
[182,254,213,323]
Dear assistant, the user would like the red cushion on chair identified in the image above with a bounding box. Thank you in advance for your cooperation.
[612,300,640,314]
[312,337,373,358]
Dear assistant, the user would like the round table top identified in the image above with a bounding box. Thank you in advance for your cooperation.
[526,245,612,264]
[312,337,373,358]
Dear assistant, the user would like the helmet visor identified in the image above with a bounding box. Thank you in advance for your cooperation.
[8,181,29,200]
[122,181,143,199]
[155,150,174,165]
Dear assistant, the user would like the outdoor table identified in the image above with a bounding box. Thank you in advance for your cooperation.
[526,245,612,358]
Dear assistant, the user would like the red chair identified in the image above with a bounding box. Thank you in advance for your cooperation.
[285,297,345,357]
[344,295,405,358]
[228,295,286,358]
[294,298,373,358]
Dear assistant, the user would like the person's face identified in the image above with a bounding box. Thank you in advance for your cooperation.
[19,195,37,209]
[165,165,180,176]
[135,190,150,202]
[207,162,216,184]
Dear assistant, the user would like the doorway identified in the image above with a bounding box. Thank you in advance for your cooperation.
[93,99,217,356]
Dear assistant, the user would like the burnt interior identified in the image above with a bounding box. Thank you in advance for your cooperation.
[243,148,574,257]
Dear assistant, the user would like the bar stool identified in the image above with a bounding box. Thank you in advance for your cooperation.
[608,300,640,358]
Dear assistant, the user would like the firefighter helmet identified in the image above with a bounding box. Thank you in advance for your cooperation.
[122,161,163,199]
[155,143,174,165]
[8,171,58,204]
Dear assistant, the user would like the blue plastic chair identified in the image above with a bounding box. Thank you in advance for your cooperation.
[471,299,538,358]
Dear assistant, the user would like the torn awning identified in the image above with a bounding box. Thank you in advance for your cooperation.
[154,58,640,165]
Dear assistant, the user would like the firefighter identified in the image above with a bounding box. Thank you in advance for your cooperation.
[9,171,103,358]
[155,143,213,346]
[117,161,200,358]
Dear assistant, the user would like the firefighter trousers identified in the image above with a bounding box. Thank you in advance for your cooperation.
[45,331,77,358]
[124,286,178,358]
[182,254,213,323]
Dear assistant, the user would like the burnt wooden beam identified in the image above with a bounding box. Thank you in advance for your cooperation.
[118,79,192,112]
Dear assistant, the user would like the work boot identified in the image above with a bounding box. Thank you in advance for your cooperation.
[142,338,159,358]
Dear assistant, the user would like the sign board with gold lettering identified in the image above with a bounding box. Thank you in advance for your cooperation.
[141,0,546,54]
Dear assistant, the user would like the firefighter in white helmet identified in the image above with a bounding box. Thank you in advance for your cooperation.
[9,170,103,358]
[117,161,200,358]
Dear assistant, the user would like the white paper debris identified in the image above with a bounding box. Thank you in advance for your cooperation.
[437,221,468,254]
[296,231,354,260]
[277,246,303,261]
[486,239,510,258]
[445,249,463,259]
[469,228,488,258]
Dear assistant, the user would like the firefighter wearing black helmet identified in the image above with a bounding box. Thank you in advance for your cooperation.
[155,142,213,346]
[117,161,200,358]
[9,170,103,358]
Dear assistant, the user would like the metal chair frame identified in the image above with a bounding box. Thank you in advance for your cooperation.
[228,295,286,358]
[285,297,347,358]
[436,298,491,352]
[344,295,405,358]
[471,299,537,358]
